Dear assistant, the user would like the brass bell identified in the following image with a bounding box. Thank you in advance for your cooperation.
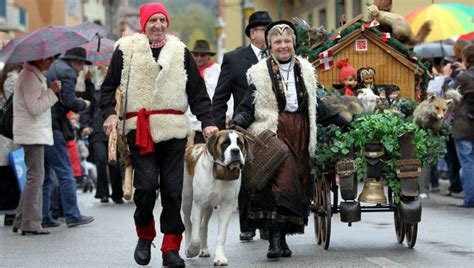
[358,179,387,205]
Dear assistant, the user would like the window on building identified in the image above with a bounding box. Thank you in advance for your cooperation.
[353,0,362,17]
[319,8,326,28]
[335,0,346,26]
[19,6,26,27]
[0,0,6,19]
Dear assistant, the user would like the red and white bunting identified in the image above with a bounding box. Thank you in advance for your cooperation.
[381,32,391,42]
[331,31,341,41]
[319,49,334,71]
[363,19,380,30]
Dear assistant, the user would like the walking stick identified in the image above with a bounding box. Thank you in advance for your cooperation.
[109,36,135,200]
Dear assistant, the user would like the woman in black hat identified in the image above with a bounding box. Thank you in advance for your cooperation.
[232,20,349,260]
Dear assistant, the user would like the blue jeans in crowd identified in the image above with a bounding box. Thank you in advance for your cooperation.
[454,139,474,205]
[42,130,82,224]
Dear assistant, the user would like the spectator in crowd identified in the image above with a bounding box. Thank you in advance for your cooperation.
[12,57,61,235]
[42,47,94,228]
[0,64,21,226]
[80,69,123,204]
[450,44,474,208]
[186,39,233,144]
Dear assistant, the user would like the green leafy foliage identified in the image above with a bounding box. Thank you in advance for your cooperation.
[313,111,447,203]
[391,98,418,120]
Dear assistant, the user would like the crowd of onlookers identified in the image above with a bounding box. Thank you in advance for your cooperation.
[419,48,474,209]
[0,47,123,235]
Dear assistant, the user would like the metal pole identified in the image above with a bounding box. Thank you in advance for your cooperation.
[277,0,282,20]
[241,0,245,46]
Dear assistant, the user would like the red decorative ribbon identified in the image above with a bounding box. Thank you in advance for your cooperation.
[126,108,184,155]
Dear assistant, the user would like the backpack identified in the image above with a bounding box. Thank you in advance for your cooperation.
[0,94,14,139]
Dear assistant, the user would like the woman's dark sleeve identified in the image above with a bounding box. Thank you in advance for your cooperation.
[316,97,351,130]
[100,48,123,119]
[184,48,215,128]
[232,85,256,129]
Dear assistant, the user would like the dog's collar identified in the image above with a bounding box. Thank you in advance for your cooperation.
[214,159,227,167]
[213,159,241,181]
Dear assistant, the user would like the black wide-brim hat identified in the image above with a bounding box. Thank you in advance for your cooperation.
[264,20,298,49]
[61,47,92,65]
[245,11,272,37]
[191,40,216,56]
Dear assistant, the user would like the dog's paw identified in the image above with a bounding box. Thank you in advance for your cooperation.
[186,243,200,258]
[199,249,210,258]
[213,255,228,266]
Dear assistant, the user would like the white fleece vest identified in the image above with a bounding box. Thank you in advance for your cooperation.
[118,34,190,143]
[246,57,318,157]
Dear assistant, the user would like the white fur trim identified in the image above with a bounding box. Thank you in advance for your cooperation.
[118,34,190,142]
[247,57,318,157]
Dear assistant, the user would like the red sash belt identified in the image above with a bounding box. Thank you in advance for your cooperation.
[126,108,184,155]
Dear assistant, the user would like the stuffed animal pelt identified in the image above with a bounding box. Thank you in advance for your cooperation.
[368,5,432,47]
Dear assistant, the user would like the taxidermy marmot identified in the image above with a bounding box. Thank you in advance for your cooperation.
[367,5,432,47]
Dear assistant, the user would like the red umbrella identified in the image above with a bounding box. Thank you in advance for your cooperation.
[0,23,106,63]
[454,31,474,60]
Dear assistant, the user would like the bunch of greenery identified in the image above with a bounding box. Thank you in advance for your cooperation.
[391,98,418,119]
[313,111,447,203]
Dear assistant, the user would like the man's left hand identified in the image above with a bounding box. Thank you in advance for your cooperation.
[203,126,218,139]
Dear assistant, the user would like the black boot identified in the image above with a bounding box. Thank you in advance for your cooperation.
[163,251,185,267]
[266,227,281,259]
[4,214,15,226]
[280,234,292,257]
[134,239,153,265]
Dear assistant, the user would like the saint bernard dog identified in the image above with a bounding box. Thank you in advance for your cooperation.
[182,130,248,266]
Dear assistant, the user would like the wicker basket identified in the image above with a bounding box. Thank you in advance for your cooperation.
[235,126,290,190]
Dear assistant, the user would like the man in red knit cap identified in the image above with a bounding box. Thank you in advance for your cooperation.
[100,2,217,267]
[336,58,357,96]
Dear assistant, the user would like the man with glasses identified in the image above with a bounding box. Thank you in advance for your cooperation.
[212,10,272,242]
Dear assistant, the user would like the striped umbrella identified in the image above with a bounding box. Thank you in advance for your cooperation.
[81,37,116,66]
[405,3,474,43]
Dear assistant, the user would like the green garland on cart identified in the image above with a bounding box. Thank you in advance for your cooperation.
[312,111,447,204]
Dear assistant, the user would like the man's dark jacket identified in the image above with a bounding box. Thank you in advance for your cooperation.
[46,59,87,138]
[212,45,258,129]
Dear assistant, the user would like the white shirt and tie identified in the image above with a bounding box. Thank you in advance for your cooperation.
[251,44,267,61]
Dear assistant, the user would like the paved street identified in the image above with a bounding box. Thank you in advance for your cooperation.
[1,185,473,267]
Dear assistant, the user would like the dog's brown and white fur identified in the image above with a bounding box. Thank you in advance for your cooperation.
[182,130,248,266]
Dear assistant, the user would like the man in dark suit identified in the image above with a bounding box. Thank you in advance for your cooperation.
[212,11,272,241]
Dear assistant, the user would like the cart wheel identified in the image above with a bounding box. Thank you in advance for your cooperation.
[317,175,332,250]
[405,223,418,248]
[313,177,322,245]
[394,208,405,244]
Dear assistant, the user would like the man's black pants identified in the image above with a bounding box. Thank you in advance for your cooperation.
[92,140,123,200]
[127,131,186,235]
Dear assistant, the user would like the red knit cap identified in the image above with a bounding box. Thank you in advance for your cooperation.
[336,59,356,83]
[139,3,170,33]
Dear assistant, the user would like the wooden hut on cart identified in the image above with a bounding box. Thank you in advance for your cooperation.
[310,15,428,99]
